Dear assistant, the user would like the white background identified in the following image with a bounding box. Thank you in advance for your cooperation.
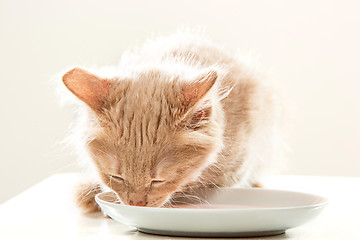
[1,0,359,204]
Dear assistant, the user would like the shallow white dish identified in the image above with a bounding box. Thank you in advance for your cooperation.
[95,188,328,237]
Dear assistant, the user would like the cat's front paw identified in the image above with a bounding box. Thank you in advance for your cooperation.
[74,182,102,214]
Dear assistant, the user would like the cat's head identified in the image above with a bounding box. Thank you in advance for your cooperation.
[62,67,224,207]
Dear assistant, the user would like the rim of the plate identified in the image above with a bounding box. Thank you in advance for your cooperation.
[95,188,329,212]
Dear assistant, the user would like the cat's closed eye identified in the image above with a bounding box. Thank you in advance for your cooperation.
[111,174,165,187]
[150,179,165,187]
[110,175,125,182]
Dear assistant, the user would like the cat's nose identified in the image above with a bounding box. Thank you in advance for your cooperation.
[129,200,147,206]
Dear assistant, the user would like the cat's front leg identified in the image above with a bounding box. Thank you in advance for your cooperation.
[74,181,103,214]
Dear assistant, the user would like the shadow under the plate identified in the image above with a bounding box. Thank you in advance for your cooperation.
[131,229,292,240]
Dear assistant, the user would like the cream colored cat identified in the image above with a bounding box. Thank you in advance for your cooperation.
[61,33,282,213]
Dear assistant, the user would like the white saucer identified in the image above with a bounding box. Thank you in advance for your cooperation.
[95,188,328,237]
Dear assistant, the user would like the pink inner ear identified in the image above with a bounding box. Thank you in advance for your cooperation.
[196,110,206,119]
[188,106,212,128]
[183,70,218,106]
[62,67,110,110]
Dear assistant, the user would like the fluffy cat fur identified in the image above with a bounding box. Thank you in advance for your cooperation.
[60,33,282,213]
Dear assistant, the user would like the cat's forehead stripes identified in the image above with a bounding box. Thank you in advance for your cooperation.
[99,76,177,151]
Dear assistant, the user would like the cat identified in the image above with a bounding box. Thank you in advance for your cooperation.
[61,33,282,213]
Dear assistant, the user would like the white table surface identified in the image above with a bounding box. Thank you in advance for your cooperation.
[0,173,359,240]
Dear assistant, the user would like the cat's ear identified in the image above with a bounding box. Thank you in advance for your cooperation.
[62,67,110,111]
[180,70,217,128]
[182,70,218,107]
